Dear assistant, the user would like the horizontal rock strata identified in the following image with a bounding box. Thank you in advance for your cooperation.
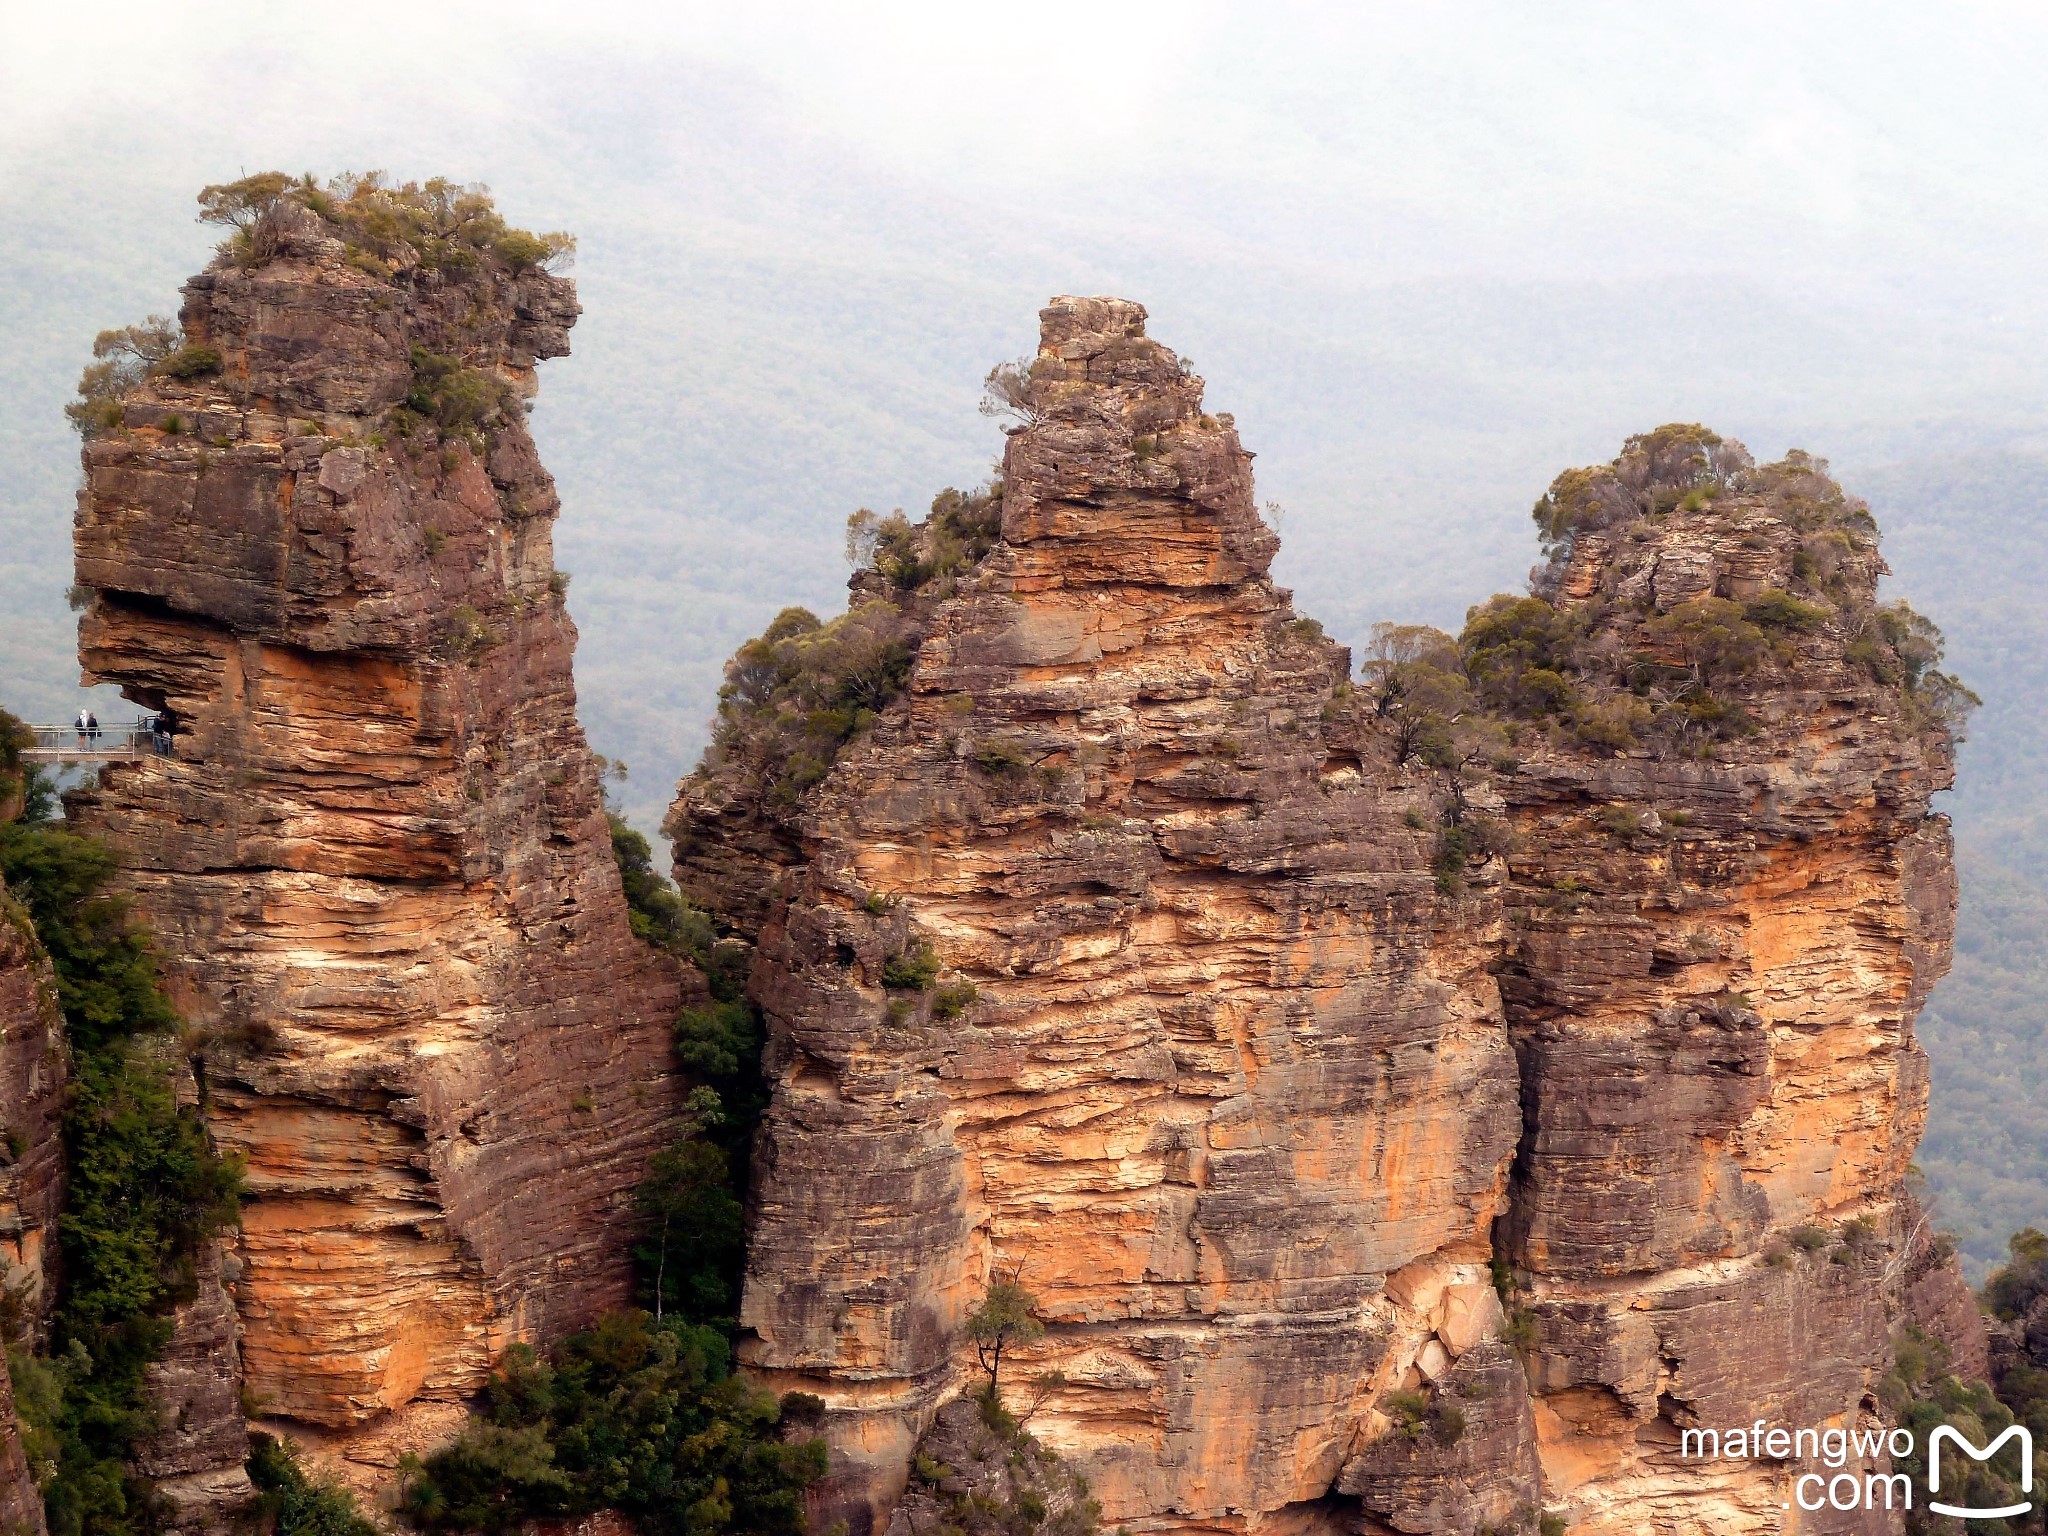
[676,302,1966,1536]
[66,195,687,1493]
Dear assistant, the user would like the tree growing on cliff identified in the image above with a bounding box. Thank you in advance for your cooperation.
[979,357,1044,426]
[968,1270,1045,1398]
[401,1312,825,1536]
[633,1088,744,1325]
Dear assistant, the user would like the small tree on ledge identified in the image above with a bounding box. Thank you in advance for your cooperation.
[967,1267,1044,1398]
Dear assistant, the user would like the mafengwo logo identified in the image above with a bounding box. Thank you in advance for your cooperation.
[1680,1419,2036,1517]
[1929,1424,2033,1520]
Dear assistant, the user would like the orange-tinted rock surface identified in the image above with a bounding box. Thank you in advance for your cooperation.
[0,880,65,1342]
[675,302,1966,1536]
[1494,439,1960,1533]
[677,298,1534,1534]
[65,194,687,1495]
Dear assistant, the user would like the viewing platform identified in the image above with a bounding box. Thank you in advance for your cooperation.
[22,721,172,764]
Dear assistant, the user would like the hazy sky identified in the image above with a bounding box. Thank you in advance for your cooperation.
[6,1,2048,828]
[7,2,2048,1261]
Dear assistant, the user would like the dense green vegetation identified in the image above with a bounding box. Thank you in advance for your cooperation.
[685,485,1001,814]
[64,317,193,439]
[400,1312,824,1536]
[248,1435,380,1536]
[1881,1229,2048,1533]
[1395,432,1979,761]
[389,789,824,1535]
[0,746,242,1536]
[393,345,523,449]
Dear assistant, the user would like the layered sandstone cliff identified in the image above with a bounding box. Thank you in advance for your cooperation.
[1490,440,1960,1535]
[65,186,687,1495]
[674,301,1965,1536]
[0,869,64,1536]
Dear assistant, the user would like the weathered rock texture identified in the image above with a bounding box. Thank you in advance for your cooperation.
[675,302,1966,1536]
[0,875,61,1536]
[65,195,686,1492]
[677,298,1534,1534]
[0,880,65,1343]
[1496,443,1959,1534]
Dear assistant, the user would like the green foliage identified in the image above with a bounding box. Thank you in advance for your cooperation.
[1850,599,1982,739]
[199,171,573,277]
[695,487,999,821]
[846,485,1001,593]
[633,1091,745,1326]
[1499,1307,1538,1356]
[703,602,914,807]
[1788,1224,1831,1252]
[1459,598,1582,717]
[604,802,765,1328]
[609,815,717,959]
[1383,1388,1465,1448]
[400,1311,825,1535]
[395,345,521,447]
[0,814,239,1536]
[972,737,1032,775]
[1530,422,1743,551]
[1983,1226,2048,1321]
[1880,1322,2033,1536]
[442,603,500,659]
[155,344,222,380]
[929,980,979,1021]
[1360,623,1468,763]
[1744,588,1828,632]
[882,943,941,992]
[1643,597,1767,688]
[967,1276,1044,1393]
[248,1434,379,1536]
[64,317,179,438]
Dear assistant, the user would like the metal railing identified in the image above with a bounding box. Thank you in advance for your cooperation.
[23,720,174,763]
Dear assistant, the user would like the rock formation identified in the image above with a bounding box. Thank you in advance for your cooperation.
[1490,438,1962,1534]
[64,184,687,1499]
[674,300,1968,1536]
[0,878,65,1346]
[0,868,64,1536]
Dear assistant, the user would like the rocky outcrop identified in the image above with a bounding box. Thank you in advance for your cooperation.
[65,184,687,1496]
[0,878,60,1536]
[0,881,65,1344]
[0,1346,44,1536]
[676,303,1965,1536]
[1493,440,1959,1533]
[676,298,1534,1534]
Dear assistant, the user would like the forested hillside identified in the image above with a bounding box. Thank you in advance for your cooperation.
[1868,448,2048,1276]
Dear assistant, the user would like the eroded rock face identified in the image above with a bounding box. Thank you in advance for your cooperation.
[1496,451,1958,1532]
[0,878,62,1536]
[678,298,1533,1534]
[0,881,65,1342]
[677,303,1963,1536]
[66,202,686,1490]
